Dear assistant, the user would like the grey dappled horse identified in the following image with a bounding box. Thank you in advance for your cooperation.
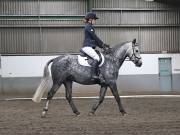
[32,39,142,117]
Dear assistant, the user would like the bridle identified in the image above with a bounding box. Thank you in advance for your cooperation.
[129,43,141,61]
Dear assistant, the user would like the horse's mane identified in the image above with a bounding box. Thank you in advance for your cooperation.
[112,41,130,50]
[102,41,130,56]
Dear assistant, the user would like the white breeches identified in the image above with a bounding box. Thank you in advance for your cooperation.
[81,47,100,61]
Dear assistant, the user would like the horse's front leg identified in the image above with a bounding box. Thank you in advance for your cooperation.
[89,85,107,115]
[109,81,126,116]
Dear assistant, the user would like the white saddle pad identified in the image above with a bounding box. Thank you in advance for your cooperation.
[78,53,105,67]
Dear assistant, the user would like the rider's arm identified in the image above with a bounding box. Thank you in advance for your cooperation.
[86,25,104,48]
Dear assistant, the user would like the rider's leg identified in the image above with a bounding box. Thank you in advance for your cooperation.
[91,59,99,79]
[81,47,100,79]
[81,47,100,61]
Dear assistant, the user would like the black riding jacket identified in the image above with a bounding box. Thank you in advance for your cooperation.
[83,23,104,49]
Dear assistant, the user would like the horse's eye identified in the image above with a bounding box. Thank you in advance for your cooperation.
[136,50,139,53]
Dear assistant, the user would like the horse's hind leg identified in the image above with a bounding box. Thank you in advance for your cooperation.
[41,83,60,118]
[89,85,107,115]
[64,80,80,116]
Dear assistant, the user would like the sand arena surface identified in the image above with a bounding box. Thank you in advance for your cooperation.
[0,97,180,135]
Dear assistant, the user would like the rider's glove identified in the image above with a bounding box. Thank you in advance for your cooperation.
[102,43,112,54]
[103,43,110,49]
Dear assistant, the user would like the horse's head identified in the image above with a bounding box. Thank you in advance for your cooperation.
[126,39,142,67]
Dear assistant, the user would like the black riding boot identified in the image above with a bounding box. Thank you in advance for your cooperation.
[91,60,99,79]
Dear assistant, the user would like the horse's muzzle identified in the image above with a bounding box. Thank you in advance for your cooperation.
[135,59,142,67]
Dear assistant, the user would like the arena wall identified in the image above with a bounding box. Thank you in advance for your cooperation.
[0,54,180,94]
[1,0,180,95]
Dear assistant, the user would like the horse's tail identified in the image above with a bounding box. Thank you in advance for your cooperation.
[32,58,54,103]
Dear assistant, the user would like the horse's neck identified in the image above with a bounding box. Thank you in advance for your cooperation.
[111,44,129,68]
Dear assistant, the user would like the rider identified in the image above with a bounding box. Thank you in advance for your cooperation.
[81,12,109,79]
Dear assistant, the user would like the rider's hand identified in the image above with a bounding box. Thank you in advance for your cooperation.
[102,43,112,54]
[103,43,110,49]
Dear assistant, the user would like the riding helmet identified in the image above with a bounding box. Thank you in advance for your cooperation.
[85,12,99,20]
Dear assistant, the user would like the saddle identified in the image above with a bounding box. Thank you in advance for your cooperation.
[78,49,105,67]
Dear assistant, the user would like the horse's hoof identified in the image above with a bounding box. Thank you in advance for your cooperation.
[88,111,95,116]
[75,111,80,116]
[120,110,127,116]
[41,111,47,118]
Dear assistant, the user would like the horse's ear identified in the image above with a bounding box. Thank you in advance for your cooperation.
[132,38,136,44]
